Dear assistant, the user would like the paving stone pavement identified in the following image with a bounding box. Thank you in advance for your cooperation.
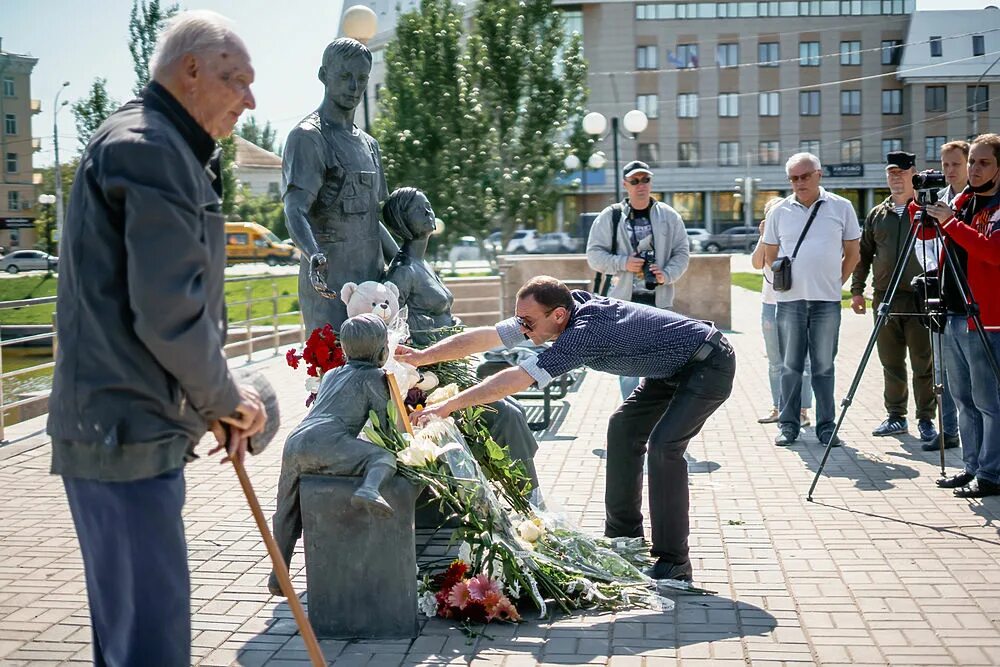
[2,283,1000,666]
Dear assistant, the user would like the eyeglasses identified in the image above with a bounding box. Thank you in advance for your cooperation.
[788,171,818,183]
[627,176,651,185]
[515,308,556,332]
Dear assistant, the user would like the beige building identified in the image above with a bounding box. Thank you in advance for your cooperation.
[232,136,282,198]
[0,40,40,252]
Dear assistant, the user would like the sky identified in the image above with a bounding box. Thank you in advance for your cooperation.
[2,0,995,168]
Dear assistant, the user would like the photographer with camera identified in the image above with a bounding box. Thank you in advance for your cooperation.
[586,161,690,398]
[913,133,1000,498]
[850,151,939,444]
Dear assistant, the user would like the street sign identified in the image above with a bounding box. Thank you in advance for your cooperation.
[824,164,864,178]
[0,217,36,229]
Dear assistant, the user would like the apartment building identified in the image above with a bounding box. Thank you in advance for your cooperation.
[0,40,40,251]
[346,2,997,232]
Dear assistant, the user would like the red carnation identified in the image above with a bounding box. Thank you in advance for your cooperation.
[285,348,300,369]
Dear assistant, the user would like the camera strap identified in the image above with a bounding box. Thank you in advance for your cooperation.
[789,199,824,260]
[593,203,624,295]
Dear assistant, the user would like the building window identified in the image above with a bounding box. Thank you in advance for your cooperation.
[678,142,699,167]
[800,140,821,158]
[881,40,902,65]
[925,136,946,161]
[4,114,15,135]
[759,140,780,165]
[973,35,985,57]
[841,90,861,115]
[637,94,659,119]
[759,42,779,66]
[840,41,861,65]
[968,85,989,112]
[718,93,739,117]
[2,78,13,97]
[759,92,780,116]
[925,86,946,112]
[713,192,742,223]
[716,43,738,67]
[930,36,942,57]
[677,93,699,118]
[5,152,16,173]
[675,43,699,68]
[799,91,820,115]
[718,141,740,166]
[882,138,902,155]
[7,191,19,211]
[841,139,862,163]
[881,89,902,114]
[639,143,660,164]
[670,192,703,222]
[637,45,658,70]
[799,41,820,66]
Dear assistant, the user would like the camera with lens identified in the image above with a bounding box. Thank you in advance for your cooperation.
[912,170,947,206]
[638,250,658,290]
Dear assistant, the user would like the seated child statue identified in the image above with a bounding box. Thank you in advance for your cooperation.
[268,313,397,596]
[382,187,539,489]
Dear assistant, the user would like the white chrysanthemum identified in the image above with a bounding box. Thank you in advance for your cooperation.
[418,590,438,617]
[425,383,460,405]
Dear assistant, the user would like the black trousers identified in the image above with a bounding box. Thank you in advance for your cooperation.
[605,344,736,564]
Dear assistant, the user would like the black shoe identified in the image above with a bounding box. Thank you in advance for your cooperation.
[936,471,975,488]
[917,419,938,442]
[774,428,798,447]
[954,478,1000,499]
[921,433,960,452]
[816,428,842,447]
[645,558,693,583]
[872,416,907,437]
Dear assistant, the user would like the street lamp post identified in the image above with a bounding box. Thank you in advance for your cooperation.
[563,151,607,232]
[52,81,69,249]
[341,5,378,134]
[582,110,648,203]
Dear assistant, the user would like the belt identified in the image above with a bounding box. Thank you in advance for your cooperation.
[688,329,728,364]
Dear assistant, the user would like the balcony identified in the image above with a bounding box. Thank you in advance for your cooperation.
[30,99,41,114]
[32,137,41,152]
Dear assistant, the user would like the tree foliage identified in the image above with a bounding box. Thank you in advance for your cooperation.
[71,78,118,151]
[237,115,281,155]
[374,0,587,244]
[128,0,179,95]
[235,188,287,238]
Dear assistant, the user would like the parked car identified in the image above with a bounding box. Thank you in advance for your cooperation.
[536,232,578,254]
[701,226,760,253]
[483,231,503,256]
[447,236,482,264]
[505,229,539,254]
[685,227,711,252]
[0,250,57,274]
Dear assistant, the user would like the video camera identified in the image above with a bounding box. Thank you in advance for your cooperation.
[912,170,948,206]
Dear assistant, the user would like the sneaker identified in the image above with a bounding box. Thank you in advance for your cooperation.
[922,433,959,451]
[800,408,811,427]
[774,427,798,447]
[645,558,693,583]
[757,408,780,424]
[917,419,938,442]
[872,416,907,437]
[817,429,842,447]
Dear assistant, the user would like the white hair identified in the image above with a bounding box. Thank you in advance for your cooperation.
[149,10,245,80]
[785,152,822,174]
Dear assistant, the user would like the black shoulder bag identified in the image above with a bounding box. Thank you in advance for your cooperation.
[771,200,823,292]
[592,203,624,295]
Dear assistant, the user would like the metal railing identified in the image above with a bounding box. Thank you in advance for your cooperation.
[0,274,304,442]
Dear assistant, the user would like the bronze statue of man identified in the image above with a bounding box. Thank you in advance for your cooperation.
[283,37,397,332]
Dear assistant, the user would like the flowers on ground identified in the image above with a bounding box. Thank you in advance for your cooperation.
[420,560,521,623]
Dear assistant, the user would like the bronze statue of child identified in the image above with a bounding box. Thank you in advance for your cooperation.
[268,313,397,596]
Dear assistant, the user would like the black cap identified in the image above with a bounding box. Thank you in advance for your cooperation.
[885,151,916,171]
[623,160,653,180]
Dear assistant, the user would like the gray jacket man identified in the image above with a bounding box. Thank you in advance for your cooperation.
[585,173,689,308]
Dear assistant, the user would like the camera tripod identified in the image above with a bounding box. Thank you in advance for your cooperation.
[806,201,1000,500]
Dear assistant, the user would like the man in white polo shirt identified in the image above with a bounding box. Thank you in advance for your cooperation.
[763,152,861,446]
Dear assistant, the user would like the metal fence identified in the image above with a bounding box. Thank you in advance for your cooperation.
[0,274,303,442]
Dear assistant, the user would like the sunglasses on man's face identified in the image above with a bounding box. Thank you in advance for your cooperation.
[627,176,651,186]
[515,308,556,332]
[787,171,817,183]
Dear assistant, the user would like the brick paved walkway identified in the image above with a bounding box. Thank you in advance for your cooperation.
[2,282,999,666]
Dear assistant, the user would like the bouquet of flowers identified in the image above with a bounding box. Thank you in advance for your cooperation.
[418,560,521,624]
[285,324,346,406]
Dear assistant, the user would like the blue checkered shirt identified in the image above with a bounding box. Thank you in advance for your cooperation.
[496,290,712,388]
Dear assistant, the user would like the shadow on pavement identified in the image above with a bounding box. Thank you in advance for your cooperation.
[782,432,919,492]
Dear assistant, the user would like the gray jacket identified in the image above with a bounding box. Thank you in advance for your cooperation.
[47,82,240,482]
[585,199,690,308]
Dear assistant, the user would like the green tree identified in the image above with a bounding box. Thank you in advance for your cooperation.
[237,115,280,155]
[219,136,238,217]
[33,159,80,251]
[128,0,179,95]
[235,187,288,238]
[70,78,118,150]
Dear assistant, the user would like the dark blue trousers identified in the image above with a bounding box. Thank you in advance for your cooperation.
[63,468,190,667]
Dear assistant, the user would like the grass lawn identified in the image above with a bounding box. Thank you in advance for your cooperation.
[731,272,858,308]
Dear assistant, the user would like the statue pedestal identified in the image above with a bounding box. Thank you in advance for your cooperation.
[300,474,422,639]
